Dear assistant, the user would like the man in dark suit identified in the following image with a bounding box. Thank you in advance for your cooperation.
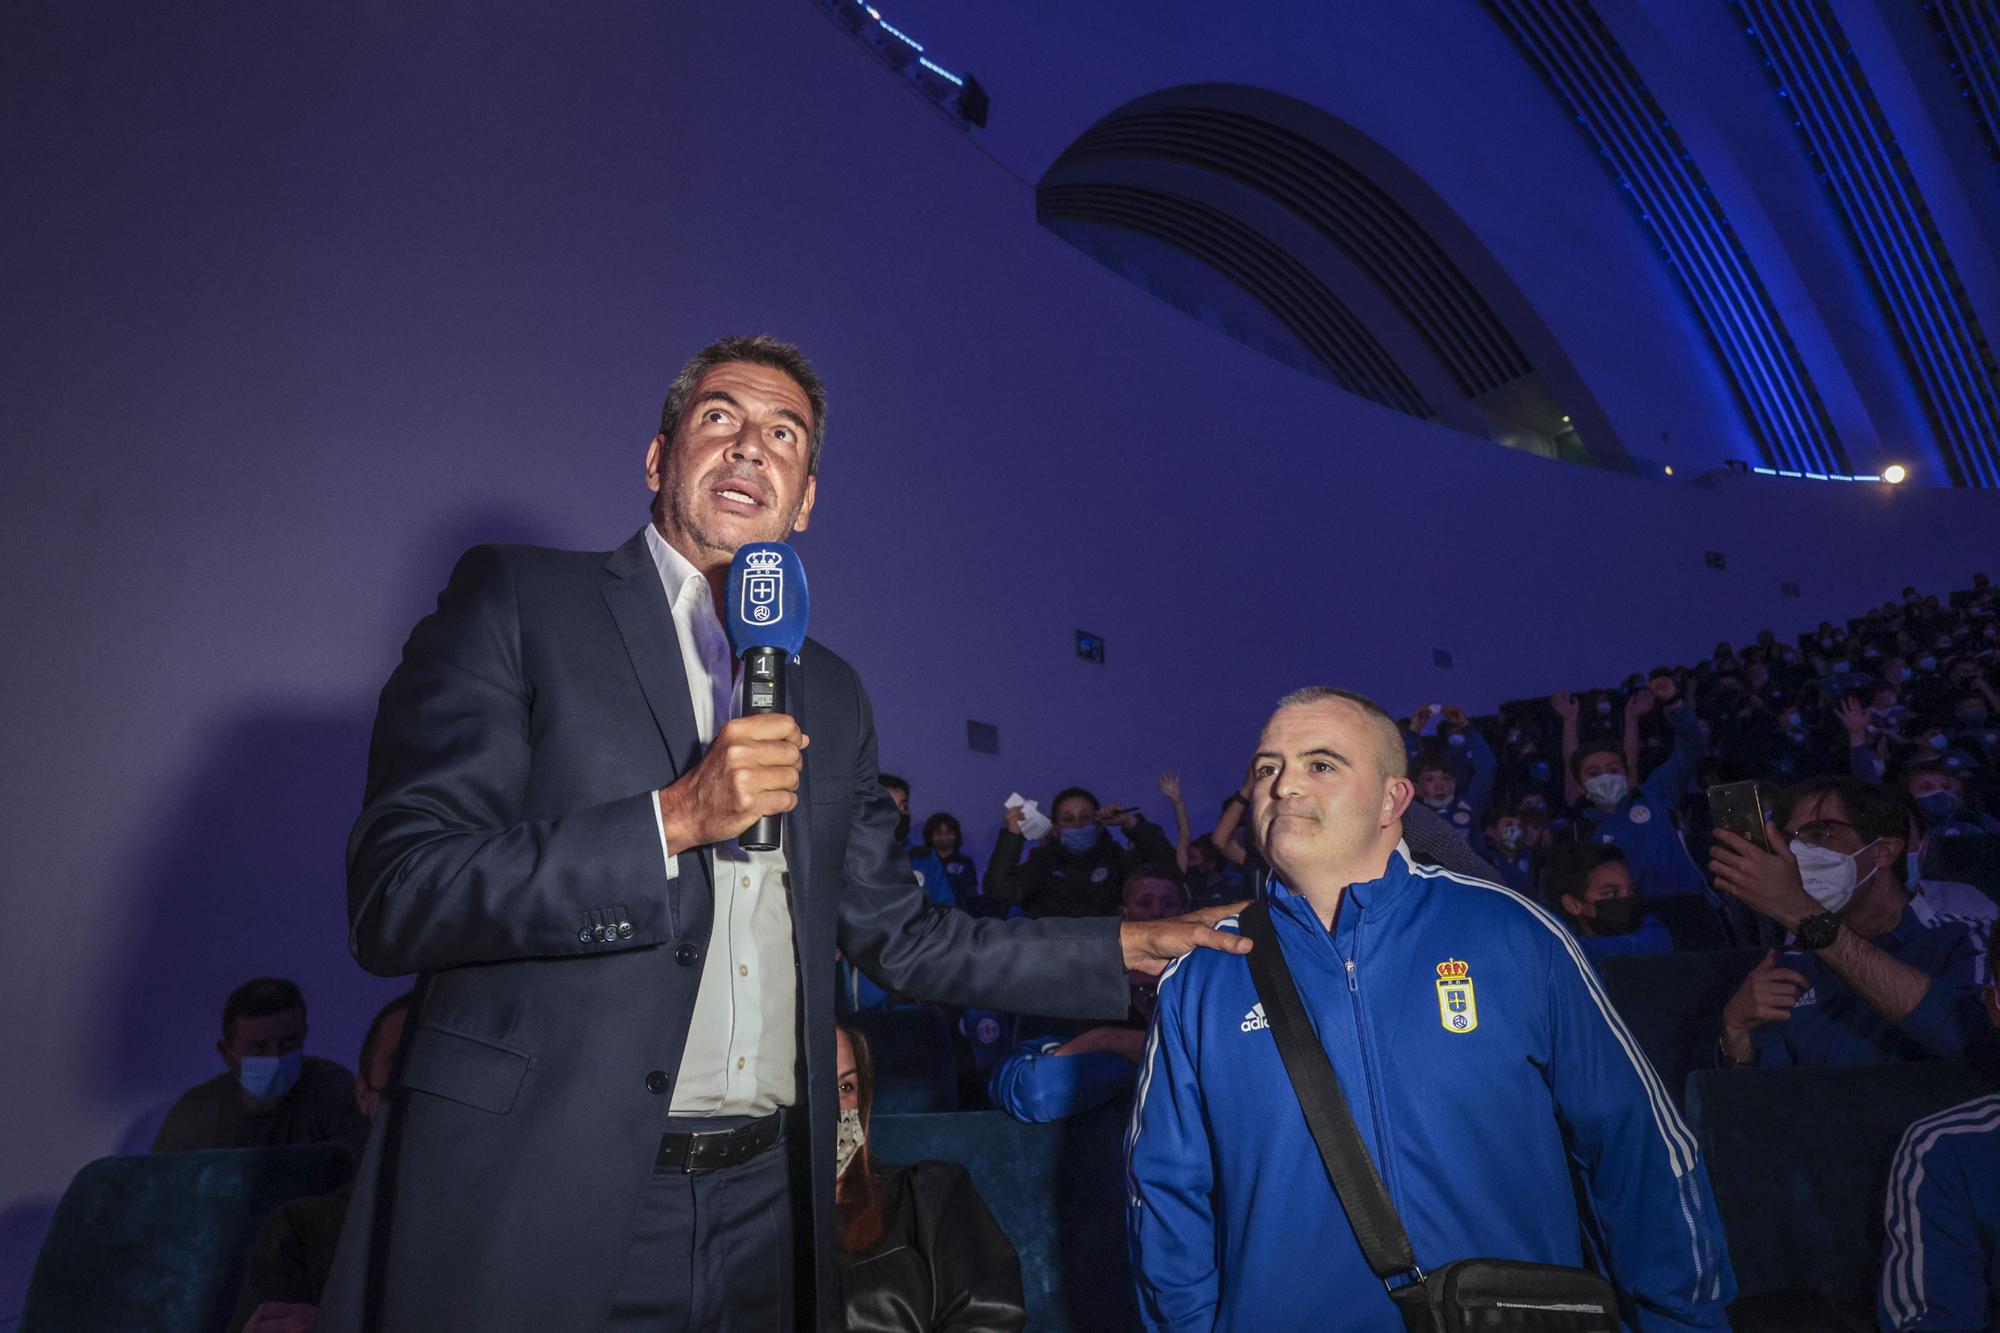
[317,335,1245,1332]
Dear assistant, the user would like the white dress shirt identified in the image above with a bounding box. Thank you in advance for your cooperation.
[645,524,798,1116]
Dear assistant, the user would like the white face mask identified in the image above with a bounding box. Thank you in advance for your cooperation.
[1790,837,1881,914]
[1583,773,1629,808]
[835,1107,865,1179]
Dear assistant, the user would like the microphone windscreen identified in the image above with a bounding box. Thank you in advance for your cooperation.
[724,541,810,658]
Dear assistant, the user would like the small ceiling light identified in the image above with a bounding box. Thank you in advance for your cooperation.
[1561,415,1572,424]
[1883,464,1907,484]
[1664,465,1674,476]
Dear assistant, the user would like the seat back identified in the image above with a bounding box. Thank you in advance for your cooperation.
[870,1102,1137,1333]
[21,1144,353,1333]
[850,1006,960,1114]
[1686,1060,2000,1308]
[1596,947,1765,1109]
[1628,894,1733,952]
[1926,834,2000,898]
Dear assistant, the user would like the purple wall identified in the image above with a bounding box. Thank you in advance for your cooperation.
[2,0,1994,1313]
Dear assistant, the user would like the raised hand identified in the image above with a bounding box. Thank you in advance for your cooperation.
[1409,704,1439,734]
[1834,695,1872,745]
[1550,691,1580,722]
[1156,769,1183,802]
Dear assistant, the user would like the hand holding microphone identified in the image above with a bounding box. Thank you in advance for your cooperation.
[656,542,811,855]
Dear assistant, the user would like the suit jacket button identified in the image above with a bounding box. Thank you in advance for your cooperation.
[675,943,699,966]
[577,928,593,943]
[618,922,634,939]
[645,1070,669,1095]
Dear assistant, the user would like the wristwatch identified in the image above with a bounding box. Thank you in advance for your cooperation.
[1795,911,1842,950]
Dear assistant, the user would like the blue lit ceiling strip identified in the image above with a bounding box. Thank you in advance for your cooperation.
[1926,0,2000,185]
[814,0,983,125]
[1038,182,1434,418]
[1484,0,1847,475]
[1734,0,2000,488]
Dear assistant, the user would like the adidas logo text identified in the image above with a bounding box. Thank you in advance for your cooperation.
[1240,1003,1268,1033]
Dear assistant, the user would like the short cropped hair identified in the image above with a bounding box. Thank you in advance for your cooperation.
[1051,786,1100,812]
[658,334,828,475]
[922,811,960,843]
[1569,740,1624,781]
[359,993,413,1077]
[1128,860,1184,904]
[1774,776,1907,847]
[1545,844,1627,905]
[878,773,909,795]
[222,978,306,1041]
[1273,686,1408,779]
[1413,749,1455,779]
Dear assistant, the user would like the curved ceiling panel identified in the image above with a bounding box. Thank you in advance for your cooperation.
[1039,180,1433,418]
[1055,106,1532,400]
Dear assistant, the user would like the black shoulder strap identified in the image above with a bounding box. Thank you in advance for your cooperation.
[1239,900,1421,1282]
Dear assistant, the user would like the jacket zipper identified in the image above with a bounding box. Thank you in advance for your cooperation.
[1341,928,1403,1212]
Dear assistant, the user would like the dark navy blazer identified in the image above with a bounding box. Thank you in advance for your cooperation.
[317,529,1128,1331]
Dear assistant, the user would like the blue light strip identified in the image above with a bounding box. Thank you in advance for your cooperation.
[843,0,967,86]
[1734,0,2000,489]
[1484,0,1849,475]
[1749,465,1888,483]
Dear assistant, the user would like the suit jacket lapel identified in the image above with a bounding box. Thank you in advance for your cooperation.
[601,528,715,924]
[601,528,702,778]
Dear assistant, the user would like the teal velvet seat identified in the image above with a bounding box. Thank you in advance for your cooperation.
[871,1101,1138,1333]
[22,1144,353,1333]
[1686,1059,2000,1325]
[852,1006,961,1113]
[1597,947,1765,1110]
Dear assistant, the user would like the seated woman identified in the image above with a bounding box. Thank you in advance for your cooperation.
[836,1023,1026,1332]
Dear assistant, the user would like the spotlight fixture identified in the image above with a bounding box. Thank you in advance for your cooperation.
[1883,464,1908,484]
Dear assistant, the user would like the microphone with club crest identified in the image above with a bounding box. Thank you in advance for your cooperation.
[724,541,811,853]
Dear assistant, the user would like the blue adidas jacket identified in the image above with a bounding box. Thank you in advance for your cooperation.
[1126,845,1734,1331]
[1880,1092,2000,1330]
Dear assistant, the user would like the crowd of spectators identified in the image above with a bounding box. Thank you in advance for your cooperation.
[846,574,2000,1327]
[136,575,2000,1328]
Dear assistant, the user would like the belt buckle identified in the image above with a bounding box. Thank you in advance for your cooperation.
[682,1128,726,1174]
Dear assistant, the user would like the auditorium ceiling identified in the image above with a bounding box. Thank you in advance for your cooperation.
[813,0,2000,487]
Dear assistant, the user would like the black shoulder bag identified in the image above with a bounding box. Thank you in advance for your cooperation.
[1238,900,1621,1332]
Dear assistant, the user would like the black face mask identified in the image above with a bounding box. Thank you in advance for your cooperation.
[1590,898,1645,936]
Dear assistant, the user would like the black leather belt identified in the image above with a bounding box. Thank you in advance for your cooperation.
[657,1108,786,1173]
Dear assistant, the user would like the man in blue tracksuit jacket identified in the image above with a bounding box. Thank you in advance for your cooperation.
[1127,687,1733,1330]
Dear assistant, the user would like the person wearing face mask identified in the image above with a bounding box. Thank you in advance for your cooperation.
[1548,845,1671,966]
[1710,777,1988,1068]
[983,786,1176,919]
[1405,706,1496,850]
[1555,678,1710,897]
[230,993,412,1333]
[1480,806,1541,897]
[1892,786,1997,986]
[908,810,983,915]
[151,978,369,1157]
[833,1024,1026,1332]
[1905,762,2000,841]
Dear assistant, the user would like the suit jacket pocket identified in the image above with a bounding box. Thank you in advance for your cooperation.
[398,1023,532,1114]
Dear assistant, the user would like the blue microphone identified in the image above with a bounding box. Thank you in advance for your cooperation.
[724,542,811,852]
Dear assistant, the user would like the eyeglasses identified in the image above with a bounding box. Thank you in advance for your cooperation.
[1784,818,1858,849]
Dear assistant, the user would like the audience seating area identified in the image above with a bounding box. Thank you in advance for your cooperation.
[24,579,1999,1327]
[21,1145,352,1333]
[1690,1059,2000,1327]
